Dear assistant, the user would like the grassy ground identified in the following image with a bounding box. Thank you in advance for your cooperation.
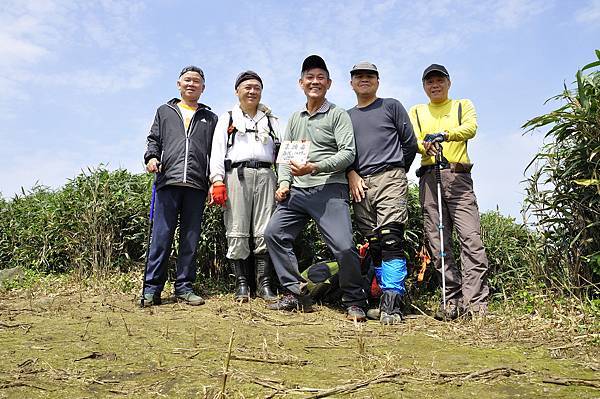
[0,277,598,398]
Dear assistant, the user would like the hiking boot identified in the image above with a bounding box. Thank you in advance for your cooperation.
[175,291,205,306]
[380,311,403,325]
[434,303,459,321]
[255,254,278,302]
[142,293,161,307]
[267,294,313,312]
[232,259,250,302]
[465,302,488,320]
[379,290,403,323]
[366,308,380,320]
[346,305,367,322]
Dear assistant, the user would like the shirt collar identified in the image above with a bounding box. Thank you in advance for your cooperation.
[235,103,268,122]
[301,98,331,116]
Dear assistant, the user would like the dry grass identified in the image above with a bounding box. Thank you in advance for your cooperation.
[0,280,598,398]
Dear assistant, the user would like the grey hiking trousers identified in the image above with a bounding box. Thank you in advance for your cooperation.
[264,183,368,308]
[419,168,489,307]
[224,166,277,260]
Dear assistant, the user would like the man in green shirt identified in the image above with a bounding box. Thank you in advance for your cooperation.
[264,55,368,321]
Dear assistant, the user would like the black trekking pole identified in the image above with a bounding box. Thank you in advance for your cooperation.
[140,164,160,308]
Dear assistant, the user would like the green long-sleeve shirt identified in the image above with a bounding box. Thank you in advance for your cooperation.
[278,101,356,188]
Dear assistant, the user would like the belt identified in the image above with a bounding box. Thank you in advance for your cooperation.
[362,165,404,178]
[416,162,473,177]
[231,161,272,169]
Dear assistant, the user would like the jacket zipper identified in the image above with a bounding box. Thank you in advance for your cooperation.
[168,103,200,184]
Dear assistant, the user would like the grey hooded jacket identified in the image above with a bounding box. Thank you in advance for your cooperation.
[144,98,218,191]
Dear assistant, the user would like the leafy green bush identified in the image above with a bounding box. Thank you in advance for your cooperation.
[0,166,548,301]
[480,211,540,296]
[0,168,151,276]
[522,50,600,295]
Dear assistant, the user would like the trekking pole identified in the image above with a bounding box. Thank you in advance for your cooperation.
[140,163,160,308]
[434,145,447,313]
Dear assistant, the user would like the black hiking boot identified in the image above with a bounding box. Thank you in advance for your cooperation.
[267,293,313,312]
[232,259,250,302]
[434,303,460,321]
[379,290,403,325]
[255,254,278,302]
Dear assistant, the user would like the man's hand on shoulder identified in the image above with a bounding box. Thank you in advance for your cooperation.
[290,160,318,176]
[347,170,367,202]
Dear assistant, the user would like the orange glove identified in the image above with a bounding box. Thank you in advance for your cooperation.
[211,182,227,206]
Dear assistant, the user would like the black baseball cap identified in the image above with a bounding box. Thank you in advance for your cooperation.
[422,64,449,81]
[235,70,263,89]
[179,65,205,80]
[302,55,329,74]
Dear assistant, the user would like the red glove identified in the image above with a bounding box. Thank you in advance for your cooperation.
[211,182,227,206]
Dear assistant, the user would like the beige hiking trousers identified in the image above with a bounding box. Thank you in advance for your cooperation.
[224,167,277,260]
[419,168,489,307]
[353,168,409,236]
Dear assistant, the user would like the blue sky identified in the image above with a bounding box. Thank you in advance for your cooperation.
[1,0,599,219]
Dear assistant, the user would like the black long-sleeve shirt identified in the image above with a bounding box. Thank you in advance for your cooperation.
[348,97,418,176]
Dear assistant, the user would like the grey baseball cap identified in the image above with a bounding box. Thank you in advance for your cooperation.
[350,61,379,76]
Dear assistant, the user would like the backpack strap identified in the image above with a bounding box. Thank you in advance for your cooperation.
[458,101,462,126]
[414,107,423,134]
[265,115,280,145]
[226,111,238,148]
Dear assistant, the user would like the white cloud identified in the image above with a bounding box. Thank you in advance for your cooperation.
[575,0,600,23]
[0,33,49,66]
[0,0,159,116]
[492,0,551,28]
[31,61,159,94]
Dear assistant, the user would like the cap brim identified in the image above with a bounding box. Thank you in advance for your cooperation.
[423,69,449,79]
[351,69,379,75]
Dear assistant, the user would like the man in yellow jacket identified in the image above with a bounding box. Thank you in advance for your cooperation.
[409,64,489,320]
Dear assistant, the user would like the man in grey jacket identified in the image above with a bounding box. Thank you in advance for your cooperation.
[264,55,368,321]
[143,65,218,306]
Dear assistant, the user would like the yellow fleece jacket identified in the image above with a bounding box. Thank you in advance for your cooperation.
[408,98,477,166]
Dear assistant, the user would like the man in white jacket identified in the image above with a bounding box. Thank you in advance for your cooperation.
[209,71,281,302]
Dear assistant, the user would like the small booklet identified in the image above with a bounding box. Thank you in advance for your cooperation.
[276,140,311,164]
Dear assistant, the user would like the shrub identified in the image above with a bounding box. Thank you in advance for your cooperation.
[0,166,546,302]
[522,50,600,295]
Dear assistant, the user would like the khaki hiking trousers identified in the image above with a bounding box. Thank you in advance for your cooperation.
[419,168,489,307]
